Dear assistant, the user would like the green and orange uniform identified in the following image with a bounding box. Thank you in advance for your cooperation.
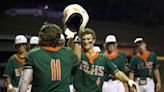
[129,51,159,79]
[3,54,26,87]
[104,50,127,80]
[24,46,77,92]
[73,52,118,92]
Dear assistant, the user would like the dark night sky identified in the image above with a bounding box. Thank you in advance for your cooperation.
[1,0,164,25]
[0,0,164,55]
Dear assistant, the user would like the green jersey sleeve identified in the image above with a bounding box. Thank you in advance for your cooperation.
[129,56,137,72]
[151,52,159,69]
[24,53,34,69]
[4,55,14,77]
[104,56,118,74]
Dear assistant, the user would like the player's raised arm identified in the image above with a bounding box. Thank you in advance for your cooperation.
[63,4,89,63]
[67,38,81,63]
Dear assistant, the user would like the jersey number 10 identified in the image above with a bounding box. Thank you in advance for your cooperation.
[51,59,61,81]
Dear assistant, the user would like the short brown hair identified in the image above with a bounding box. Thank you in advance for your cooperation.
[79,28,96,40]
[39,22,62,47]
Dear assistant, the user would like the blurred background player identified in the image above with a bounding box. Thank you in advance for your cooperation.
[129,37,161,92]
[68,28,138,92]
[102,35,129,92]
[18,23,78,92]
[29,36,39,49]
[3,35,28,92]
[93,46,101,53]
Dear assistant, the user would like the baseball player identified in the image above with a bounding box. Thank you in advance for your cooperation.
[18,23,78,92]
[66,28,138,92]
[63,4,138,92]
[3,35,28,92]
[129,37,161,92]
[29,36,39,49]
[102,35,129,92]
[63,4,90,92]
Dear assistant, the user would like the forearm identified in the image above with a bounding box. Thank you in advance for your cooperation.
[4,77,14,90]
[67,38,81,63]
[115,71,138,91]
[123,82,129,92]
[67,38,75,49]
[129,72,135,80]
[18,68,33,92]
[115,71,130,82]
[4,77,12,85]
[155,68,161,84]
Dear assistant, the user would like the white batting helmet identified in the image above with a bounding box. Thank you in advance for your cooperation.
[30,36,39,44]
[15,35,27,44]
[63,4,89,30]
[134,37,144,44]
[105,35,117,43]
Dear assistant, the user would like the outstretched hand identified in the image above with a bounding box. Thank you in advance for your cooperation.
[128,80,139,92]
[156,82,161,92]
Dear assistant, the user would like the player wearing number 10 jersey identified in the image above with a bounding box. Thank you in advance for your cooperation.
[18,23,77,92]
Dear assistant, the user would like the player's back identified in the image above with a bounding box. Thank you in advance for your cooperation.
[26,47,77,92]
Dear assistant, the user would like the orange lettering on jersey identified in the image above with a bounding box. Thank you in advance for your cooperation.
[56,59,61,80]
[137,51,150,61]
[51,59,56,81]
[85,52,99,64]
[51,59,61,81]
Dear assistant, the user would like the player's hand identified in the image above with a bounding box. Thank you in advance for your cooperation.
[156,82,161,92]
[65,28,80,43]
[128,80,139,92]
[64,28,77,39]
[129,86,137,92]
[7,88,16,92]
